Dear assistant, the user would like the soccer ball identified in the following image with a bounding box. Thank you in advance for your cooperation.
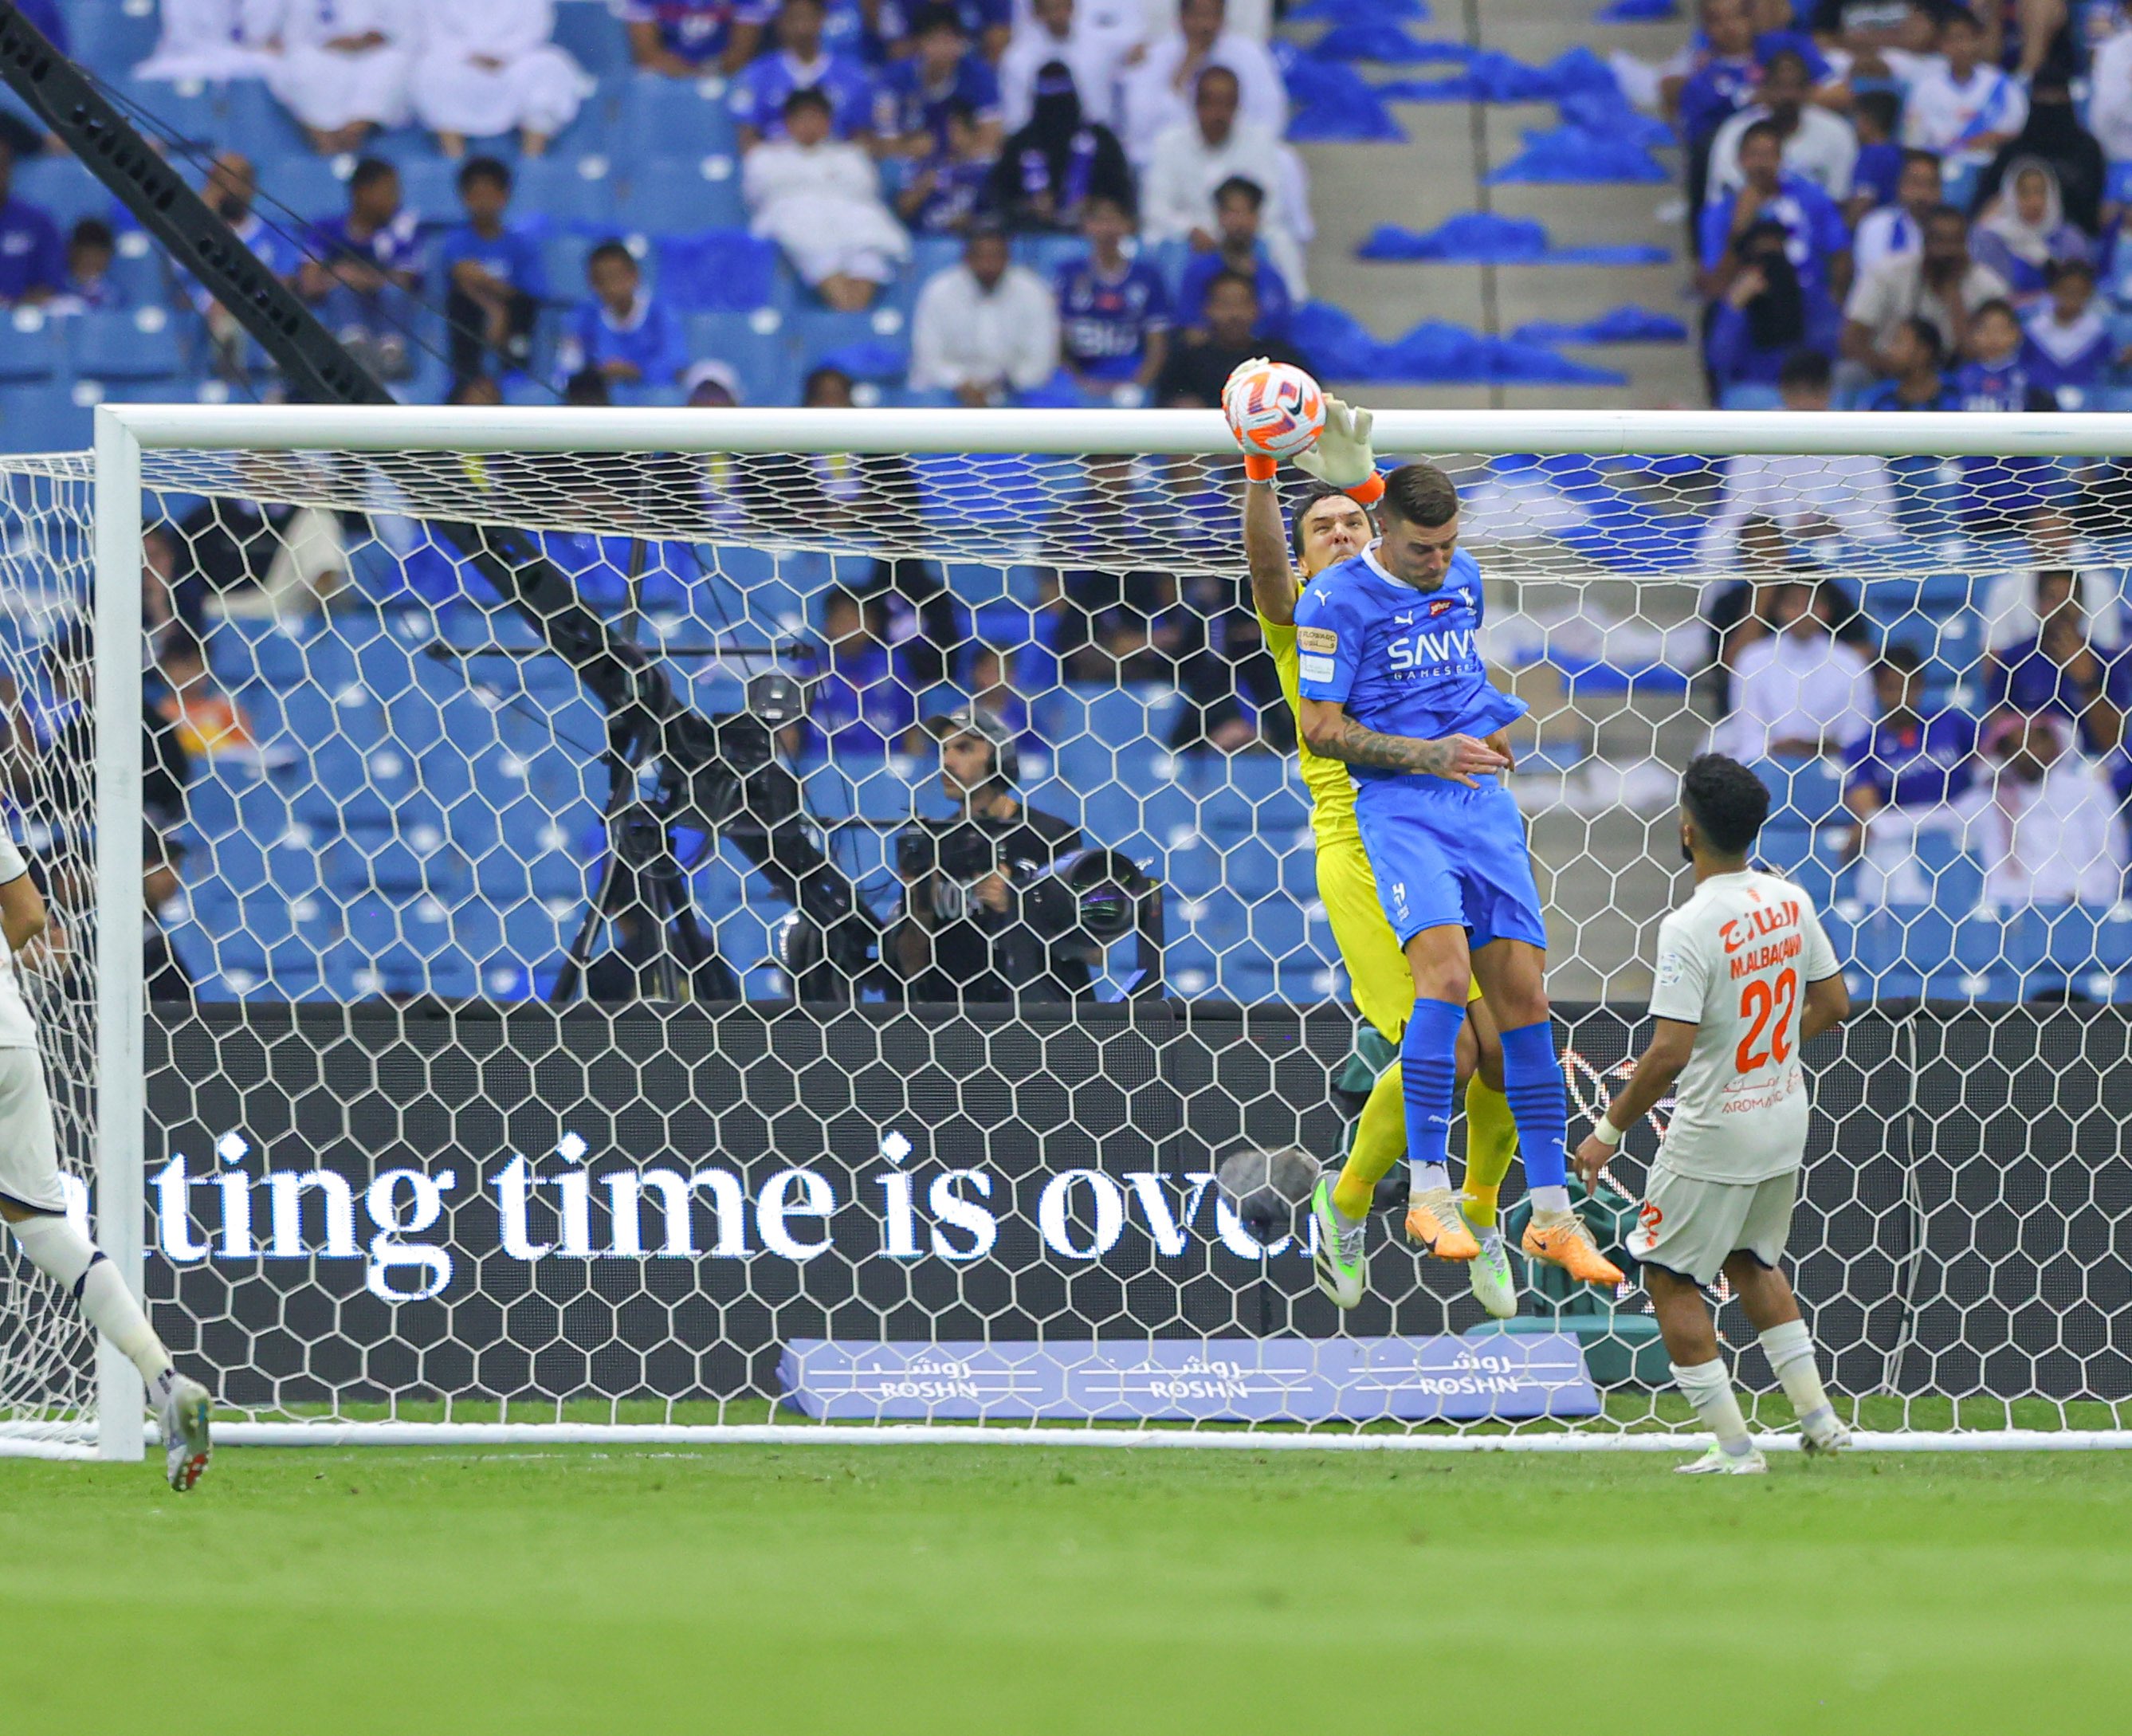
[1223,360,1326,461]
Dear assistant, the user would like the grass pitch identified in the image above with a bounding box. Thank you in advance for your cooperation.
[3,1445,2127,1736]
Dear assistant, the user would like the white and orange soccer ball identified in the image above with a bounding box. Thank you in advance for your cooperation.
[1222,359,1326,461]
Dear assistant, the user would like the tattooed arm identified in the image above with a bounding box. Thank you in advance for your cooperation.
[1298,697,1510,787]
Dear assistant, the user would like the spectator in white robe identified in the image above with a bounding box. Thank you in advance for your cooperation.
[134,0,280,80]
[909,224,1060,405]
[1116,0,1282,168]
[1141,66,1304,295]
[410,0,587,157]
[1981,714,2128,907]
[744,88,911,312]
[1711,578,1874,762]
[999,0,1129,132]
[265,0,417,155]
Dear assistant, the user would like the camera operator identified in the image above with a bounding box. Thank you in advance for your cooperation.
[887,709,1090,1003]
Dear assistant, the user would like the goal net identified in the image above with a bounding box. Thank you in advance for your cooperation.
[11,404,2132,1456]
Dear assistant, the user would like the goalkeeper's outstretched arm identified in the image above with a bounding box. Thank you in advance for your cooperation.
[1240,470,1298,626]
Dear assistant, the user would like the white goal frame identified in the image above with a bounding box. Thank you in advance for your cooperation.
[83,403,2132,1459]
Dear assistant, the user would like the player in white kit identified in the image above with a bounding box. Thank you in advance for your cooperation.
[0,839,214,1489]
[1572,755,1852,1474]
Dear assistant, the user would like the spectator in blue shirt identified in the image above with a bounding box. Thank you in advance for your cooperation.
[874,5,1001,159]
[1176,175,1291,342]
[623,0,774,77]
[895,99,998,233]
[877,0,1010,61]
[1837,644,1981,901]
[1698,119,1851,304]
[1985,567,2126,757]
[1952,297,2061,531]
[2022,258,2114,403]
[731,0,876,149]
[1056,194,1170,403]
[299,157,423,380]
[438,156,547,389]
[58,219,125,312]
[1847,88,1903,218]
[1862,315,1958,410]
[808,588,921,757]
[556,240,688,395]
[1673,0,1761,159]
[1705,222,1839,394]
[0,137,63,307]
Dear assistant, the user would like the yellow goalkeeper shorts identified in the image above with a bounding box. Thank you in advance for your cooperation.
[1316,834,1486,1042]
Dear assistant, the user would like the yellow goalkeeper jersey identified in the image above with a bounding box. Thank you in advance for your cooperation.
[1260,611,1360,847]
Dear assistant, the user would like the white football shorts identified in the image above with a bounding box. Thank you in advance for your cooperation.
[1626,1162,1796,1290]
[0,1047,65,1216]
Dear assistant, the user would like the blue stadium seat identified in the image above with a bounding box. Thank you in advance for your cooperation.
[787,304,909,375]
[0,309,66,394]
[14,158,121,229]
[654,229,775,311]
[0,383,89,450]
[684,309,798,404]
[618,76,740,165]
[71,4,165,77]
[555,4,633,77]
[68,307,186,381]
[512,156,623,230]
[618,157,746,234]
[113,75,222,147]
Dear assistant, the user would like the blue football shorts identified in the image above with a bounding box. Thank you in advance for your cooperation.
[1353,776,1548,951]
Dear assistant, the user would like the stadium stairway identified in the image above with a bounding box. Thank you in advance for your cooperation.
[1290,0,1701,412]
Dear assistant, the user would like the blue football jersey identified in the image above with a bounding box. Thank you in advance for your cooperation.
[1292,544,1525,780]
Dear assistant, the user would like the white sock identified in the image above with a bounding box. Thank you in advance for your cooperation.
[1760,1318,1839,1443]
[1411,1162,1451,1194]
[1671,1357,1755,1458]
[9,1216,174,1387]
[1530,1184,1572,1214]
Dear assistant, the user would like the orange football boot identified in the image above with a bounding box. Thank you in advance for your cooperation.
[1404,1188,1480,1261]
[1521,1211,1624,1286]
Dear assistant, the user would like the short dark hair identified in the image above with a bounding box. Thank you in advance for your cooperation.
[783,85,833,118]
[1898,314,1944,365]
[1899,145,1940,180]
[1378,461,1459,529]
[1761,46,1812,81]
[1213,175,1265,210]
[1879,642,1926,677]
[939,96,979,128]
[1941,5,1981,29]
[1681,754,1769,857]
[563,367,612,406]
[1195,64,1240,97]
[68,217,114,253]
[1778,348,1832,394]
[1737,116,1785,154]
[2048,255,2096,287]
[1203,267,1258,304]
[1290,481,1353,560]
[1855,88,1902,136]
[587,238,637,273]
[348,155,398,195]
[1971,296,2020,328]
[1924,201,1969,233]
[911,2,966,33]
[458,155,512,194]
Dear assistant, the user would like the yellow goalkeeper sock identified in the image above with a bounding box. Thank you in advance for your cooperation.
[1333,1059,1404,1221]
[1461,1074,1517,1227]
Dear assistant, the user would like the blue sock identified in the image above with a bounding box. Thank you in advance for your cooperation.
[1498,1019,1569,1191]
[1400,997,1466,1187]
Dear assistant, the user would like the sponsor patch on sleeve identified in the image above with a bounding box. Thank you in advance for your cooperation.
[1655,949,1686,990]
[1296,626,1339,654]
[1298,654,1337,685]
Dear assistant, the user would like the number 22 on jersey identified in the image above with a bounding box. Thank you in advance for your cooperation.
[1735,966,1798,1074]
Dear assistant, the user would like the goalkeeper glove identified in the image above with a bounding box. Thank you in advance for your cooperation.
[1293,396,1384,505]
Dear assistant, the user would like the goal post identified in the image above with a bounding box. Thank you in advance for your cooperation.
[31,402,2132,1455]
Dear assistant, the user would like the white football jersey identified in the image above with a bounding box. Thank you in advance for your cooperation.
[1644,869,1841,1185]
[0,837,40,1050]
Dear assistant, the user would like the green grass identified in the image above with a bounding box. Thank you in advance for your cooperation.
[5,1447,2130,1734]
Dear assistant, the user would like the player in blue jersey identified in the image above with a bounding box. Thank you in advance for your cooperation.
[1291,461,1624,1286]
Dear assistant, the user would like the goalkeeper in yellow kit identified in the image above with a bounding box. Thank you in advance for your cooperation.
[1235,392,1519,1318]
